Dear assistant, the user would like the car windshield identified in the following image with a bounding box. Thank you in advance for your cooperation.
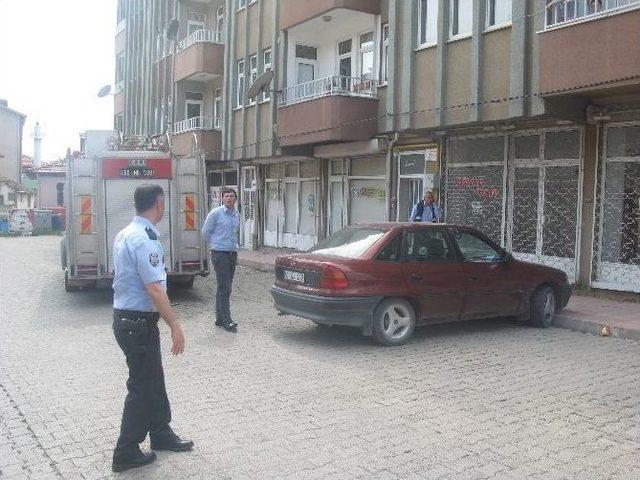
[308,228,386,258]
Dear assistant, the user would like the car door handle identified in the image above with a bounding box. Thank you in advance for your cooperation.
[410,273,423,281]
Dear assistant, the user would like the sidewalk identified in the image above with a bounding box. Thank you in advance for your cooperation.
[237,248,640,341]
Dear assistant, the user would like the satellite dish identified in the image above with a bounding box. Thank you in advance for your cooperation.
[247,70,275,100]
[97,85,112,98]
[166,19,179,40]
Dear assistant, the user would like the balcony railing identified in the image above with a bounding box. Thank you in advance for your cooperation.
[280,76,378,106]
[545,0,640,28]
[173,116,221,135]
[177,29,222,53]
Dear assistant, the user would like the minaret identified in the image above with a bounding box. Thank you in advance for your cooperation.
[33,122,42,168]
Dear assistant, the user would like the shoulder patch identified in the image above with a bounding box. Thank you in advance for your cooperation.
[149,252,160,267]
[145,227,158,240]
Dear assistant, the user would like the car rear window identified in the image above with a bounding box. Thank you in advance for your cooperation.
[308,228,386,258]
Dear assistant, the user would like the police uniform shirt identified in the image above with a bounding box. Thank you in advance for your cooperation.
[113,216,166,312]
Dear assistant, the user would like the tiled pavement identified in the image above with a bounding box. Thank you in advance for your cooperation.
[0,236,639,480]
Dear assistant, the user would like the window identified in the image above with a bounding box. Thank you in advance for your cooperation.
[381,23,389,84]
[487,0,512,28]
[115,52,125,88]
[262,48,272,102]
[215,7,224,42]
[450,0,473,38]
[117,0,125,23]
[236,59,245,108]
[56,183,64,207]
[359,32,374,80]
[187,13,206,37]
[296,44,317,85]
[377,234,403,262]
[453,230,503,263]
[338,39,352,77]
[236,0,246,11]
[248,54,258,105]
[309,228,386,259]
[0,195,4,205]
[418,0,438,46]
[405,230,454,262]
[185,92,203,119]
[213,89,222,128]
[114,113,124,132]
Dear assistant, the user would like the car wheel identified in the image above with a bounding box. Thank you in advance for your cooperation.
[372,298,416,346]
[529,286,556,328]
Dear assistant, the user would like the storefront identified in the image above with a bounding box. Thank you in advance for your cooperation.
[328,156,387,235]
[445,129,584,282]
[264,160,320,251]
[592,122,640,293]
[395,145,439,222]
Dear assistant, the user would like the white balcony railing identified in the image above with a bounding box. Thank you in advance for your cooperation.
[177,29,222,53]
[173,116,221,135]
[280,76,379,106]
[545,0,640,29]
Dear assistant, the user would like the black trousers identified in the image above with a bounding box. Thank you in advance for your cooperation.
[112,310,171,454]
[211,250,237,324]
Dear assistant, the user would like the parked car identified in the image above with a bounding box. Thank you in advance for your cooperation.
[271,223,572,346]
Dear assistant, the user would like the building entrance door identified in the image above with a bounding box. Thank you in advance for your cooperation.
[592,123,640,293]
[396,148,438,221]
[507,161,580,282]
[241,166,256,249]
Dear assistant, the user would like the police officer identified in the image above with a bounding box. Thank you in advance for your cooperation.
[111,184,193,472]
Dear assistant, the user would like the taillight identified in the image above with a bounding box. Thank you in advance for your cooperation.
[320,265,348,289]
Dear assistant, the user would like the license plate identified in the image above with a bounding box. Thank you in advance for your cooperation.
[284,269,305,283]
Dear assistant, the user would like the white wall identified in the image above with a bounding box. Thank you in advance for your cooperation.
[0,107,23,182]
[38,175,66,209]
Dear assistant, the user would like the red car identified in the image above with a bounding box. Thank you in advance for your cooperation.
[271,223,572,346]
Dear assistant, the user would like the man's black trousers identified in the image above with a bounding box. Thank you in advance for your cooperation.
[211,250,237,324]
[112,310,171,454]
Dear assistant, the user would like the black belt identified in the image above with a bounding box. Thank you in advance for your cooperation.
[211,250,237,254]
[113,309,160,322]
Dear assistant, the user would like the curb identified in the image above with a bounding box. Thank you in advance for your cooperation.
[555,313,640,342]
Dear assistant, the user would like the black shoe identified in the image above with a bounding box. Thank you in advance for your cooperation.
[150,433,194,452]
[112,449,157,472]
[222,322,238,332]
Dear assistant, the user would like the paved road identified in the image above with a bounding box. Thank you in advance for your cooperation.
[1,236,639,480]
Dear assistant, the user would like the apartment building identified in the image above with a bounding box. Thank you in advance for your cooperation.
[114,0,640,293]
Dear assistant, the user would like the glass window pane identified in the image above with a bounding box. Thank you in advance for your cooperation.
[377,234,403,262]
[284,183,297,233]
[360,50,374,79]
[542,166,579,257]
[299,181,316,235]
[607,125,640,158]
[360,32,374,49]
[330,160,343,175]
[514,135,539,159]
[224,171,237,185]
[453,230,502,262]
[349,179,386,223]
[449,136,505,164]
[405,230,454,262]
[545,130,580,159]
[399,154,426,175]
[338,39,352,55]
[295,44,317,60]
[511,168,539,254]
[446,165,504,244]
[350,156,385,176]
[265,182,279,232]
[300,161,317,178]
[309,227,386,258]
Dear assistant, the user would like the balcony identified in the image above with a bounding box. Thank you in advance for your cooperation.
[278,76,379,147]
[172,117,222,161]
[280,0,380,30]
[539,2,640,96]
[174,29,224,83]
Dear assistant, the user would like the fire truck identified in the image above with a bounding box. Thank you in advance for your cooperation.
[61,131,208,291]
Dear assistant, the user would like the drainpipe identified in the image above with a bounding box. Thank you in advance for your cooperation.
[386,132,400,221]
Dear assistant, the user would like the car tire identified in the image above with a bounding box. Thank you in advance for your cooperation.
[528,286,556,328]
[372,298,416,346]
